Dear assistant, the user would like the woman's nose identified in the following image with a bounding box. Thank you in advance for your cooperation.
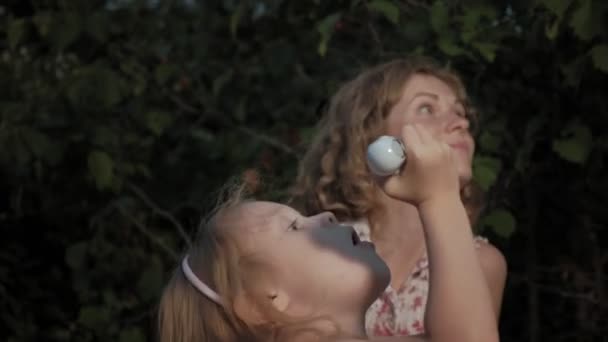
[445,109,470,132]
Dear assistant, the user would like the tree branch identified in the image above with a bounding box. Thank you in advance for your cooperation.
[237,126,296,155]
[127,182,193,247]
[115,203,180,261]
[167,93,297,156]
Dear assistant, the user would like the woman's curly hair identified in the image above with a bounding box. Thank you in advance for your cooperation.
[290,57,482,234]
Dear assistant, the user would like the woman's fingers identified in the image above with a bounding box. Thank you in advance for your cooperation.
[414,124,434,145]
[402,124,420,155]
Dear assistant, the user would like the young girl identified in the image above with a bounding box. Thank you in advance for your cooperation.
[291,57,507,336]
[158,125,499,342]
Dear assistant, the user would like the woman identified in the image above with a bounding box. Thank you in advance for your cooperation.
[291,57,507,336]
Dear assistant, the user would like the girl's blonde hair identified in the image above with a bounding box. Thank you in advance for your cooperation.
[158,183,262,342]
[290,56,482,234]
[158,182,339,342]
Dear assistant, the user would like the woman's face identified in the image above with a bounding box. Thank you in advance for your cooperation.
[229,201,390,319]
[385,74,475,186]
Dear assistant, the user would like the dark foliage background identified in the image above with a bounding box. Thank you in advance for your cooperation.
[1,0,607,341]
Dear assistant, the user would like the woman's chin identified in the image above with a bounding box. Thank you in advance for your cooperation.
[458,170,473,189]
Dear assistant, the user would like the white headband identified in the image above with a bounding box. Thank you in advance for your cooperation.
[181,255,224,306]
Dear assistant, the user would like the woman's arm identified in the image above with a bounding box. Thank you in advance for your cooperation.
[339,337,427,342]
[478,242,507,318]
[379,125,500,342]
[419,196,499,342]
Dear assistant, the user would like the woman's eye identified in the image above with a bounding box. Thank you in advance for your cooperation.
[456,107,468,118]
[418,104,433,115]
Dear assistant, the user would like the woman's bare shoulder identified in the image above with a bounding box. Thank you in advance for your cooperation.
[334,336,427,342]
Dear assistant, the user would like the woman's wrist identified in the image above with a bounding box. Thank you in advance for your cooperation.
[417,192,463,214]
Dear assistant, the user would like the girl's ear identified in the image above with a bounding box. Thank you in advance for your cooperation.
[233,290,266,324]
[268,289,290,313]
[232,287,291,324]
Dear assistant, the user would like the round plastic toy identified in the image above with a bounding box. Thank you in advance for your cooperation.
[366,135,407,176]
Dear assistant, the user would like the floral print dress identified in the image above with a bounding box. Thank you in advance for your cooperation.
[350,220,488,337]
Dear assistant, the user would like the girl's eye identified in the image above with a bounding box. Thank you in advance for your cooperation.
[418,104,433,115]
[287,219,299,231]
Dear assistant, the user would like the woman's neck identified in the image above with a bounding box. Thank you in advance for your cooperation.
[370,194,427,289]
[287,311,367,342]
[372,195,425,250]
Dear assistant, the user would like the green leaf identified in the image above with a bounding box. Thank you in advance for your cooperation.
[8,18,26,50]
[78,306,111,332]
[145,111,173,136]
[230,2,246,37]
[430,1,449,33]
[479,131,501,153]
[50,12,82,50]
[137,256,163,301]
[524,115,547,141]
[33,12,53,37]
[234,97,248,123]
[20,127,64,165]
[569,0,599,41]
[119,328,145,342]
[437,37,466,56]
[471,41,498,62]
[135,164,152,179]
[93,126,119,147]
[590,44,608,73]
[191,128,215,142]
[482,208,516,238]
[20,128,50,158]
[552,122,592,164]
[537,0,572,19]
[65,242,88,270]
[545,20,560,40]
[560,56,585,87]
[155,64,178,85]
[97,69,125,108]
[85,11,110,42]
[368,0,400,25]
[316,13,341,57]
[473,156,502,191]
[88,150,114,190]
[213,69,234,96]
[67,67,125,109]
[460,4,497,35]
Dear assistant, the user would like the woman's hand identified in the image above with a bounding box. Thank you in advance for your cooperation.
[380,124,460,206]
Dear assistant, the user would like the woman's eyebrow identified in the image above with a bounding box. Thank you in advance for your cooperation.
[406,92,438,105]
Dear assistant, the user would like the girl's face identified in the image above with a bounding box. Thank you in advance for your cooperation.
[385,74,475,186]
[230,201,390,319]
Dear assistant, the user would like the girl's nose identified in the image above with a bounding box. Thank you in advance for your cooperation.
[313,211,337,225]
[323,211,337,224]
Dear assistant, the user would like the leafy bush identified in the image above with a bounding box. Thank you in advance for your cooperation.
[1,0,607,341]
